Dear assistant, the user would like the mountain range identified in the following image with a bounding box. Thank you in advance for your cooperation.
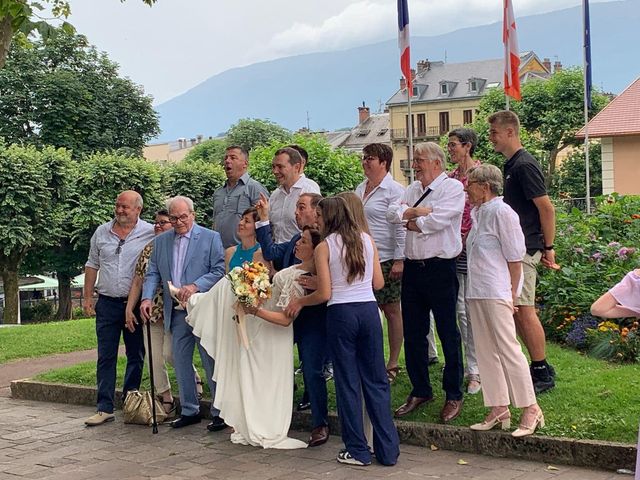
[154,0,639,142]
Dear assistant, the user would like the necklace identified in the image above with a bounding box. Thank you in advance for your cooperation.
[364,179,382,198]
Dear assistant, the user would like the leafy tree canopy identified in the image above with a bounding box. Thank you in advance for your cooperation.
[0,28,159,158]
[474,68,609,184]
[226,118,292,153]
[0,141,72,323]
[183,138,228,164]
[0,0,155,68]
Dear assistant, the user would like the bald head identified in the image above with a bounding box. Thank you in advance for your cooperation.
[114,190,143,227]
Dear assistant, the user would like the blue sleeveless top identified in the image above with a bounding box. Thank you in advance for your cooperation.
[229,243,260,270]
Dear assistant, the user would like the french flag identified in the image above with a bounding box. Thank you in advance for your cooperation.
[398,0,412,95]
[503,0,521,101]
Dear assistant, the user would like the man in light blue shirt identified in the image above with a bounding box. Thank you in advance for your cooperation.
[83,190,154,426]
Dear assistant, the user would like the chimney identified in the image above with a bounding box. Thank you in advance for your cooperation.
[358,102,370,124]
[554,61,562,73]
[400,77,406,90]
[417,59,430,75]
[411,68,416,82]
[543,58,551,72]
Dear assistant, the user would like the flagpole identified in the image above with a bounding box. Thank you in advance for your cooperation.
[407,90,414,183]
[582,0,592,214]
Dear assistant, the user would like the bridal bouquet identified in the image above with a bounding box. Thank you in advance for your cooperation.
[227,261,272,307]
[227,261,272,349]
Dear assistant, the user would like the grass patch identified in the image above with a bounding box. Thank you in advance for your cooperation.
[34,340,640,443]
[0,318,97,364]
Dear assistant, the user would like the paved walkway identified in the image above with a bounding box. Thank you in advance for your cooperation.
[0,397,623,480]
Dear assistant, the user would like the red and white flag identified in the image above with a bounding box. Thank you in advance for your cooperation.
[398,0,412,95]
[503,0,521,100]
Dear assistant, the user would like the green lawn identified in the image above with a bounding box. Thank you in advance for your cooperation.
[0,318,97,364]
[34,337,640,444]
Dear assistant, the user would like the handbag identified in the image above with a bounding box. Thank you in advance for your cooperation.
[123,390,167,426]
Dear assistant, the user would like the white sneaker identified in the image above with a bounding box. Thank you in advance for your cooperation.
[337,449,371,466]
[85,411,115,426]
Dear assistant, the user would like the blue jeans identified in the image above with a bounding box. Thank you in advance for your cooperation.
[327,301,399,466]
[170,309,219,418]
[95,295,144,413]
[401,258,464,400]
[295,304,328,429]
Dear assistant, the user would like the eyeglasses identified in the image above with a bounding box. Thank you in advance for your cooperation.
[115,238,125,255]
[447,141,467,148]
[169,213,191,224]
[154,220,171,226]
[362,155,378,162]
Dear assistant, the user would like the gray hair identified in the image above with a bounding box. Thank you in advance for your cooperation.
[166,195,194,212]
[414,142,446,170]
[467,164,503,195]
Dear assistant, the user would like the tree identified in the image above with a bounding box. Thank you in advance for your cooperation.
[226,118,292,153]
[183,138,228,164]
[0,0,155,69]
[0,142,72,324]
[0,28,160,158]
[549,143,602,201]
[162,160,226,227]
[475,69,609,186]
[21,153,164,320]
[249,133,364,196]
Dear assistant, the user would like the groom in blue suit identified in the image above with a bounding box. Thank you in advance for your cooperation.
[141,195,226,430]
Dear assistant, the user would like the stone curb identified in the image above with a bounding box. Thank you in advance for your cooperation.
[11,379,636,472]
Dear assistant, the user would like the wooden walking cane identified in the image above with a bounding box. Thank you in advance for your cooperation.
[145,319,159,434]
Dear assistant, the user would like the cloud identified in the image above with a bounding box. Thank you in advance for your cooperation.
[261,0,608,58]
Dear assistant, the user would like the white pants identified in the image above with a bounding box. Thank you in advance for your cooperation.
[457,272,479,376]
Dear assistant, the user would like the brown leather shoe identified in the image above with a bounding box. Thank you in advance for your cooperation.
[394,395,433,418]
[308,425,329,447]
[440,399,463,422]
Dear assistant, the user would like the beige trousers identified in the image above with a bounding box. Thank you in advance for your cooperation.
[143,320,173,394]
[467,299,536,408]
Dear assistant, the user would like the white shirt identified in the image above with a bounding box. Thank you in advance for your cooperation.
[326,232,376,306]
[387,172,464,260]
[466,196,526,300]
[355,173,406,262]
[269,175,321,243]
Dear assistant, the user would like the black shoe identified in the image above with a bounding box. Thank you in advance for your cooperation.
[206,416,228,432]
[531,364,555,394]
[170,414,201,428]
[297,401,311,411]
[547,363,556,378]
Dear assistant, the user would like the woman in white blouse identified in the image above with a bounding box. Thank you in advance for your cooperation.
[465,164,544,438]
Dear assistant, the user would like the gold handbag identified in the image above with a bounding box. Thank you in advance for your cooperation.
[123,390,167,426]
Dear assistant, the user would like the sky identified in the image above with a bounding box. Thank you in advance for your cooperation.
[66,0,617,105]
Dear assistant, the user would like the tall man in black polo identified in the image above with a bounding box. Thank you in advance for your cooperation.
[387,142,466,423]
[488,110,557,394]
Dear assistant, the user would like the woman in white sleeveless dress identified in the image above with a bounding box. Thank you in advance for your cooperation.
[185,227,321,449]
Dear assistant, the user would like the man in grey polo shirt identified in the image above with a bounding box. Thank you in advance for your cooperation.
[83,190,155,426]
[212,145,269,248]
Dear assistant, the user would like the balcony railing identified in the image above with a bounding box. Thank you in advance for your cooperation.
[391,125,461,140]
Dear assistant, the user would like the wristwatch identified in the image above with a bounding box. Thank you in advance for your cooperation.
[543,245,554,251]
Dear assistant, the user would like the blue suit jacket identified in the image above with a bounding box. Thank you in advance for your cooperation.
[142,223,225,331]
[256,223,301,271]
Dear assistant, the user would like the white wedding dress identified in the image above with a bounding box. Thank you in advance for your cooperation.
[186,266,308,449]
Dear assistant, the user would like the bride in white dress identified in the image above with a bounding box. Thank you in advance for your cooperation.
[185,227,320,449]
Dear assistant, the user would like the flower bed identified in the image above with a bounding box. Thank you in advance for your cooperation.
[538,194,640,362]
